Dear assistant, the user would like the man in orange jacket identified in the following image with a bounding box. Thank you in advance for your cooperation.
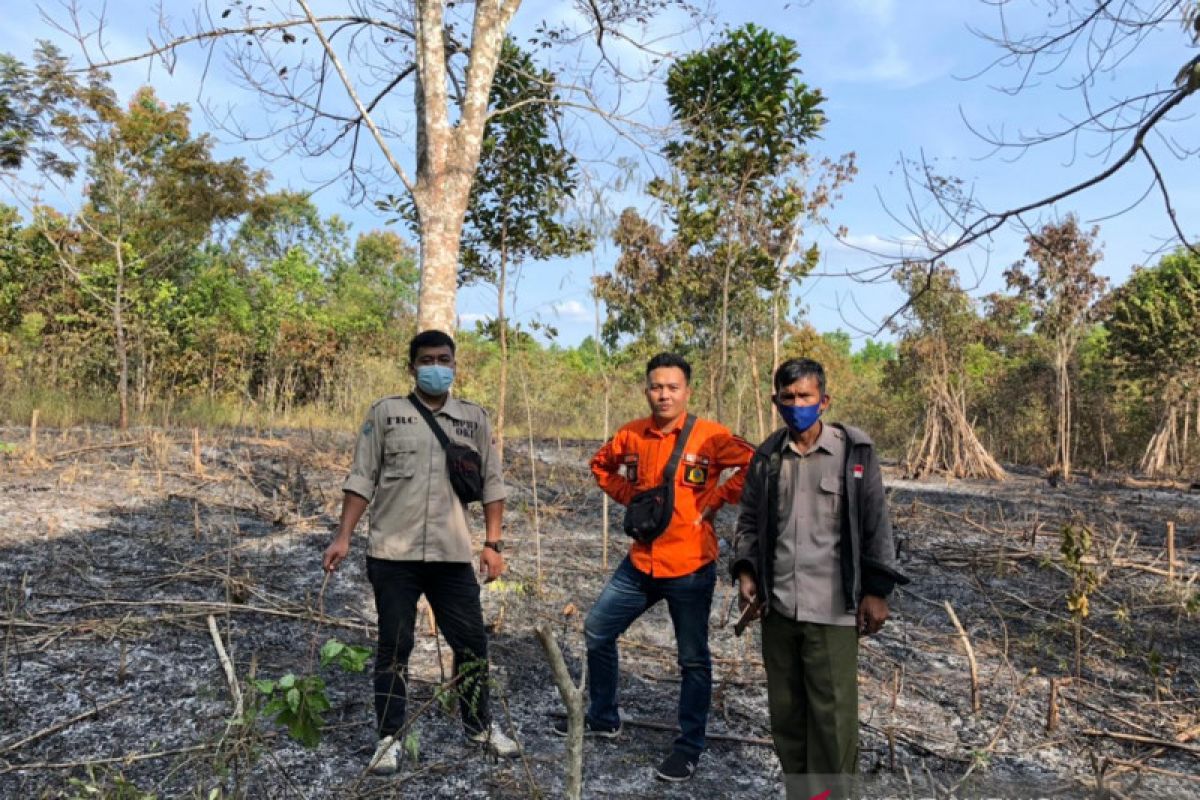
[553,352,754,782]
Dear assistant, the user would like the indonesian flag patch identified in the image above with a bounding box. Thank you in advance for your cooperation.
[853,464,864,479]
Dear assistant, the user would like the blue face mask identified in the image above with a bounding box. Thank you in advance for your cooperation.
[775,398,823,433]
[415,365,455,396]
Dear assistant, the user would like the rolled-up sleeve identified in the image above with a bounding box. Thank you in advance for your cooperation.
[343,409,382,501]
[477,412,508,505]
[709,433,755,509]
[731,456,762,581]
[590,432,636,507]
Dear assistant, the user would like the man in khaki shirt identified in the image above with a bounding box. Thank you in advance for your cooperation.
[771,423,855,626]
[323,330,517,774]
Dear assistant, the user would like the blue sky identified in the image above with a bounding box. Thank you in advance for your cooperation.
[3,0,1197,347]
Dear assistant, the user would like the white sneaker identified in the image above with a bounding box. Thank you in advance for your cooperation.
[467,722,520,758]
[368,735,402,774]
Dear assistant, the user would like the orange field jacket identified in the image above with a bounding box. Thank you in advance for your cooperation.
[590,415,755,578]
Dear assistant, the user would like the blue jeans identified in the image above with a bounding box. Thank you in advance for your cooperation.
[584,556,716,757]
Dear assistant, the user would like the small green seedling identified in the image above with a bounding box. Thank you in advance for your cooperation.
[253,638,373,748]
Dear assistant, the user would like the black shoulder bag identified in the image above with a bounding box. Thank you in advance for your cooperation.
[622,414,696,545]
[409,393,484,504]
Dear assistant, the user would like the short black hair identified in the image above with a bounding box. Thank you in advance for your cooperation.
[774,357,826,396]
[645,352,691,384]
[408,329,456,364]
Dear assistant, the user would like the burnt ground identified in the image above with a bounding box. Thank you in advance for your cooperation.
[0,426,1197,799]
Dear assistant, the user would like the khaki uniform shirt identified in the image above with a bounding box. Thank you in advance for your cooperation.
[770,422,855,626]
[343,394,506,562]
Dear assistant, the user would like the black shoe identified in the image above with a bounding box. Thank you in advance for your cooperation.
[551,716,621,739]
[654,749,698,782]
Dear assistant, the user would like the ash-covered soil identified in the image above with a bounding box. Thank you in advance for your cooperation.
[0,427,1197,799]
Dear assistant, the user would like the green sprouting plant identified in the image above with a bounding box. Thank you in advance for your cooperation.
[319,639,372,672]
[430,656,489,719]
[253,638,372,748]
[253,673,330,748]
[0,442,17,455]
[1061,522,1097,618]
[1146,647,1165,680]
[970,749,992,769]
[67,767,157,799]
[435,682,458,716]
[403,730,421,762]
[459,657,487,721]
[486,578,531,596]
[1061,521,1099,678]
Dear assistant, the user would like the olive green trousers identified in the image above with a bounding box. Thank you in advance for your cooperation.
[761,612,859,779]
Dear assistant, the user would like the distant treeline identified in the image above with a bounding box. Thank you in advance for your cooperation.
[2,51,1198,478]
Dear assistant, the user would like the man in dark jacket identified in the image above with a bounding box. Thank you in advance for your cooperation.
[732,357,907,791]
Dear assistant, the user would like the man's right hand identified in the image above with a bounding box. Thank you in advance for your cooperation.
[323,535,350,572]
[737,573,762,620]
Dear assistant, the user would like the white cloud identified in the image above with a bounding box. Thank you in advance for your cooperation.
[834,232,929,258]
[846,0,897,26]
[835,40,948,88]
[458,312,490,327]
[551,299,593,323]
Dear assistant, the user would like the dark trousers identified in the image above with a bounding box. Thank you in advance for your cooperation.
[583,556,716,757]
[366,558,490,738]
[761,613,859,777]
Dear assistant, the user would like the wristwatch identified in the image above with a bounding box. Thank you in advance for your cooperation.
[483,540,503,553]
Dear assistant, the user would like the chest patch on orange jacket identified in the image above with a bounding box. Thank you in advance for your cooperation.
[622,454,639,483]
[683,464,709,487]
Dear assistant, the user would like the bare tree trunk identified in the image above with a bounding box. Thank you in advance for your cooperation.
[520,353,542,588]
[534,625,585,800]
[748,343,766,440]
[601,385,610,569]
[733,368,745,436]
[1055,343,1072,480]
[706,363,717,418]
[409,0,521,333]
[414,194,469,334]
[905,351,1005,481]
[771,223,801,432]
[496,227,509,462]
[113,240,129,430]
[716,257,732,421]
[1141,403,1179,477]
[1182,397,1191,467]
[591,260,611,569]
[136,334,151,415]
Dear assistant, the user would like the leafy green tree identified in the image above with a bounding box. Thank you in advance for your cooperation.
[33,69,260,427]
[445,38,589,458]
[327,230,419,341]
[0,46,81,179]
[1107,248,1200,474]
[229,193,418,412]
[173,248,257,399]
[233,193,344,410]
[1007,216,1107,480]
[598,23,853,421]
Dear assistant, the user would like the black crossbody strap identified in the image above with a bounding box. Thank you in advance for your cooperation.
[661,414,696,487]
[408,393,451,451]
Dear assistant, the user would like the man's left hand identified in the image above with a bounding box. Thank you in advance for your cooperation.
[480,546,505,583]
[857,594,890,636]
